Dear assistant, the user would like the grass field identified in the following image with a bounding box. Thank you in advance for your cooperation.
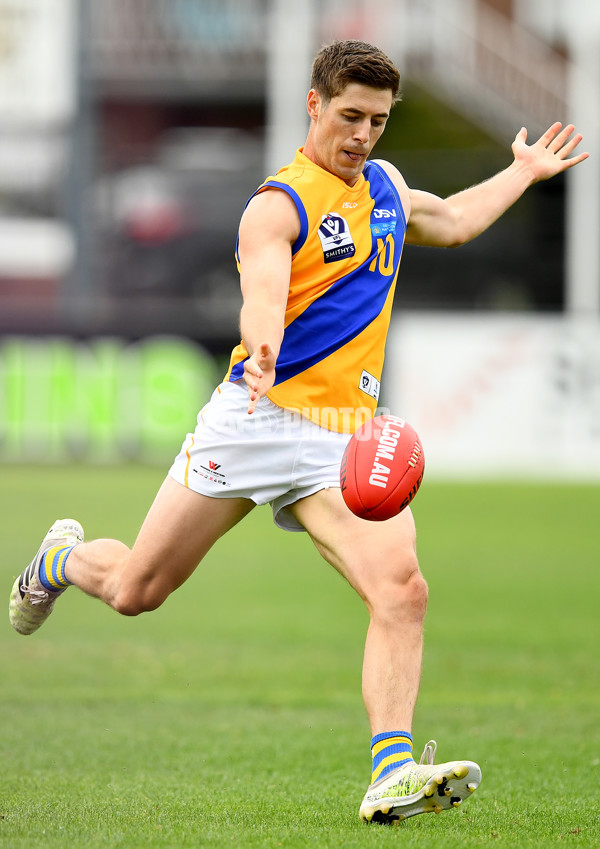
[1,465,599,848]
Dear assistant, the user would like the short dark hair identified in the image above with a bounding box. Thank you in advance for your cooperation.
[310,40,401,102]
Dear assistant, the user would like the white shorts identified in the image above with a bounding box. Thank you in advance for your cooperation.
[169,381,348,532]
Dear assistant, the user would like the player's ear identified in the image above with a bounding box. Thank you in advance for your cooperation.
[307,89,321,120]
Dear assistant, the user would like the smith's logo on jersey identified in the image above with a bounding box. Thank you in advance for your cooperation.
[318,213,356,263]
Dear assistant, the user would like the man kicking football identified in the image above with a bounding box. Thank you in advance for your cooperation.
[10,39,588,824]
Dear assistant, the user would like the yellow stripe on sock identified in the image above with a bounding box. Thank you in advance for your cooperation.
[371,752,413,784]
[371,735,412,758]
[43,546,69,588]
[55,548,70,585]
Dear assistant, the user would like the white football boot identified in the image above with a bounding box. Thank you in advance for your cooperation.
[9,519,84,635]
[359,740,481,824]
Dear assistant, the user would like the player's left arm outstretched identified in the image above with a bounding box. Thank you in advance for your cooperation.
[400,121,589,249]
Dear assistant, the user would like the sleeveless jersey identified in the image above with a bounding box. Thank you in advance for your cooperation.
[224,147,407,433]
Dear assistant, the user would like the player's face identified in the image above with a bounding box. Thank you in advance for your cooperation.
[304,83,393,185]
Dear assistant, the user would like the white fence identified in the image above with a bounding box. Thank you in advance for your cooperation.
[385,313,600,480]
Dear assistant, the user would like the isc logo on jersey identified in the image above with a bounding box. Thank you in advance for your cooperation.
[318,213,356,264]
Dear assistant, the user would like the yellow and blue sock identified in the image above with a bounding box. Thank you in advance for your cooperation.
[371,731,414,784]
[38,546,75,592]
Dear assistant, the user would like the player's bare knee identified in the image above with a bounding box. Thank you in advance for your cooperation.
[403,569,429,616]
[366,561,428,623]
[391,569,427,618]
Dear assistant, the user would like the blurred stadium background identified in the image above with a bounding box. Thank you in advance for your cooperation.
[0,0,599,478]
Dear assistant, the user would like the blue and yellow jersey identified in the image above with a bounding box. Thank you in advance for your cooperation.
[225,148,407,433]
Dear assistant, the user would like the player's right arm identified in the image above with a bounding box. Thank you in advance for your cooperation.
[237,188,300,413]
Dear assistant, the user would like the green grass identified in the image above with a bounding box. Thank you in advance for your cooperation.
[1,466,599,848]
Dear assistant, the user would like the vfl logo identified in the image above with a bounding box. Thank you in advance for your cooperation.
[318,213,356,264]
[359,369,380,401]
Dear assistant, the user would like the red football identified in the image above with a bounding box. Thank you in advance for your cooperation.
[340,415,425,521]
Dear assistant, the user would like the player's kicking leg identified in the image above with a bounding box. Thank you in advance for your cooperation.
[9,477,255,634]
[290,487,481,824]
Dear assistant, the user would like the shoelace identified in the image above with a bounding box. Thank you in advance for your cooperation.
[419,739,437,766]
[377,741,439,797]
[17,526,81,607]
[20,584,50,605]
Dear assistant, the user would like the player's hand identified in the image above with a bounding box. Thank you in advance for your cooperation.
[512,123,589,183]
[243,343,277,414]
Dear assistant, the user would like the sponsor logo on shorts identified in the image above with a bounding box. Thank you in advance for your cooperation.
[193,461,231,487]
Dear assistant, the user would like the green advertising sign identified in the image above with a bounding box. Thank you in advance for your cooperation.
[0,337,218,464]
